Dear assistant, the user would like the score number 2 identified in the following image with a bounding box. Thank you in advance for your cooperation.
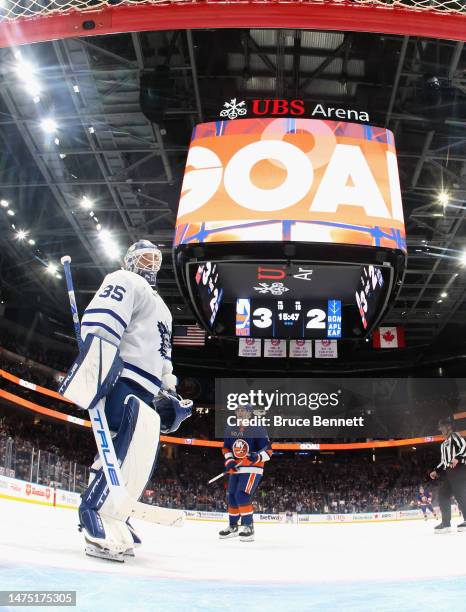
[306,308,326,329]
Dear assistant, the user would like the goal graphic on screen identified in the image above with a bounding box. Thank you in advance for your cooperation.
[1,0,466,48]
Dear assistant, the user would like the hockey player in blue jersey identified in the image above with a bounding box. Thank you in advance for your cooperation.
[417,485,437,521]
[219,404,272,542]
[60,240,192,561]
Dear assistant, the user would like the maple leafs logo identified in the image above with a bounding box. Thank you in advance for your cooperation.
[382,330,395,343]
[157,321,171,359]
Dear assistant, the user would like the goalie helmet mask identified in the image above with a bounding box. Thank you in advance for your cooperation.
[123,240,162,287]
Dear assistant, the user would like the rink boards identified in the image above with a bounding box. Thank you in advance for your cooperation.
[0,473,460,524]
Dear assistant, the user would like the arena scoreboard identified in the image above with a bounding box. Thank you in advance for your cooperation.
[182,258,390,339]
[174,117,406,340]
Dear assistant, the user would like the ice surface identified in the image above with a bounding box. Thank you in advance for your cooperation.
[0,499,465,611]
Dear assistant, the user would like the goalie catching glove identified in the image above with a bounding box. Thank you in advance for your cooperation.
[154,390,193,434]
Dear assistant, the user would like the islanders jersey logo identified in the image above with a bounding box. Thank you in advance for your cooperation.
[232,438,249,459]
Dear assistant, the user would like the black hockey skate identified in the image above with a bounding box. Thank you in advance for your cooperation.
[239,525,254,542]
[457,522,466,532]
[434,522,451,534]
[219,525,239,539]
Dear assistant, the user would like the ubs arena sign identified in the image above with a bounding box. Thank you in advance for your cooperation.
[175,118,406,253]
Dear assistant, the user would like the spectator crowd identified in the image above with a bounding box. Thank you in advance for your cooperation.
[144,448,439,514]
[0,409,441,514]
[0,325,451,516]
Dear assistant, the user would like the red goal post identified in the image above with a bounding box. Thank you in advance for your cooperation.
[1,0,466,49]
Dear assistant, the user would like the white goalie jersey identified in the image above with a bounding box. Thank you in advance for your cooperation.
[80,269,173,396]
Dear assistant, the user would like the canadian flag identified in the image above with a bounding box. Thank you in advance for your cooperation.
[372,326,406,349]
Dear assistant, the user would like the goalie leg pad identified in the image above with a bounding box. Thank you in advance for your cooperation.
[81,393,161,521]
[59,333,123,410]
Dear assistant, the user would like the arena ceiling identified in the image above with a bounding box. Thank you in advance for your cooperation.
[0,28,465,372]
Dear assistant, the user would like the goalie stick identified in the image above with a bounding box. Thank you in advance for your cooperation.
[60,255,184,528]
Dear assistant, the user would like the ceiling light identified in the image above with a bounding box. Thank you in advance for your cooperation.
[80,196,93,209]
[15,58,41,99]
[40,118,57,134]
[89,126,95,134]
[102,241,121,260]
[99,230,121,260]
[28,239,35,245]
[7,209,14,216]
[16,58,34,82]
[73,85,80,93]
[437,191,450,206]
[89,211,94,217]
[437,299,442,303]
[59,153,67,159]
[1,200,9,207]
[54,137,60,146]
[96,224,102,231]
[16,229,27,240]
[461,251,466,266]
[47,262,58,275]
[440,292,447,298]
[55,273,62,280]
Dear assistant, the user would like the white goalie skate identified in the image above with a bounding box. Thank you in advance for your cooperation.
[79,506,134,563]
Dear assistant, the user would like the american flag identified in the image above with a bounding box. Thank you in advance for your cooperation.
[172,324,206,346]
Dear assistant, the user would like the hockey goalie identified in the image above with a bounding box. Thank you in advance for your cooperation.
[59,240,192,561]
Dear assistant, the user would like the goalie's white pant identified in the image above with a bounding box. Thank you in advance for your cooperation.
[79,378,161,554]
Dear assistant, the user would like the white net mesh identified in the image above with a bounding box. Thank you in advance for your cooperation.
[1,0,466,23]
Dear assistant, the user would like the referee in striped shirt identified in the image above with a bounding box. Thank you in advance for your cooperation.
[430,417,466,533]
